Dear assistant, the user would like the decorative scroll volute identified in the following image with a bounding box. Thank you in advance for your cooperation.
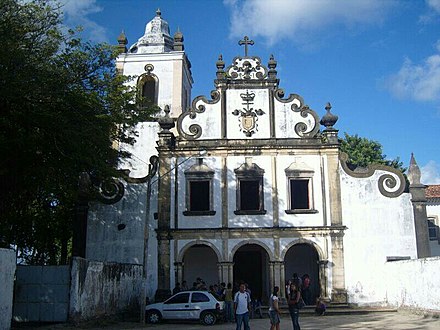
[226,56,267,80]
[177,90,221,140]
[274,88,320,138]
[339,153,406,198]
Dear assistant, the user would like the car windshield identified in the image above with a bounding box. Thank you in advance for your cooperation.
[164,292,190,304]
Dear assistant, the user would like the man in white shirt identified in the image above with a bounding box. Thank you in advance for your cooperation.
[234,283,251,330]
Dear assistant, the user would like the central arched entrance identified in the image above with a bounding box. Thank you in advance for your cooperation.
[233,244,270,302]
[284,243,320,305]
[183,244,219,287]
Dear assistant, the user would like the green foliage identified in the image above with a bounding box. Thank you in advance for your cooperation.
[339,133,405,172]
[0,0,157,264]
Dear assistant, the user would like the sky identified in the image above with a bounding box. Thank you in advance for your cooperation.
[60,0,440,184]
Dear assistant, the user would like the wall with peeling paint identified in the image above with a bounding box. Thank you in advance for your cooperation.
[340,168,418,305]
[384,257,440,311]
[69,257,143,322]
[0,248,16,330]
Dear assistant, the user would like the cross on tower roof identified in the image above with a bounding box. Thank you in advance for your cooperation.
[238,36,254,57]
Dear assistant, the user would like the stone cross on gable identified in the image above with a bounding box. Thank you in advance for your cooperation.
[239,36,254,57]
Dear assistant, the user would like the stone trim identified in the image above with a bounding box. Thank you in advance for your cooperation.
[285,209,318,214]
[161,225,347,240]
[229,239,275,262]
[176,239,222,263]
[339,152,406,198]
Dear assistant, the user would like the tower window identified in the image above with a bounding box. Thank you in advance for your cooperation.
[138,74,158,106]
[142,77,156,103]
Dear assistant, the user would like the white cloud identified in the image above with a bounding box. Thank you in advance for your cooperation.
[224,0,395,46]
[60,0,107,42]
[427,0,440,13]
[421,160,440,184]
[384,47,440,102]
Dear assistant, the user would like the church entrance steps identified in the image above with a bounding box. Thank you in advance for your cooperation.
[252,304,397,318]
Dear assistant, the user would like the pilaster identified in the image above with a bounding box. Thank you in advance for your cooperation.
[408,154,431,258]
[330,232,347,303]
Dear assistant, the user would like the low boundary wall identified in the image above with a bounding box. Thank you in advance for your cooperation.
[69,257,143,322]
[384,257,440,311]
[0,248,16,330]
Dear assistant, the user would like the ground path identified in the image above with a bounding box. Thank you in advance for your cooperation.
[34,310,440,330]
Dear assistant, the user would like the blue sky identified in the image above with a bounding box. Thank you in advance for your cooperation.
[61,0,440,184]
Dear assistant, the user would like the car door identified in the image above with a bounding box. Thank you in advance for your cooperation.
[189,292,211,319]
[162,292,191,320]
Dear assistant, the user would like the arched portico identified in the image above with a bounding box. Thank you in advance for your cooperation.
[283,241,327,303]
[177,242,221,288]
[232,242,271,302]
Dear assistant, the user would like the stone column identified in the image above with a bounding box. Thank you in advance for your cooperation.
[280,263,286,300]
[408,154,431,258]
[228,262,234,285]
[218,262,233,284]
[156,231,171,301]
[330,232,347,303]
[269,262,275,292]
[272,261,283,294]
[318,260,329,300]
[175,262,183,285]
[155,107,175,301]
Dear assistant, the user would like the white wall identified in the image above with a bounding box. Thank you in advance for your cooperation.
[0,248,16,330]
[86,182,148,264]
[384,257,440,311]
[69,258,143,322]
[340,167,417,305]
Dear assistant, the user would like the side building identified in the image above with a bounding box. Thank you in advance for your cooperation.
[86,11,430,305]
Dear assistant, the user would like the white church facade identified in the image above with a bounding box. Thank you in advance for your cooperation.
[86,11,431,305]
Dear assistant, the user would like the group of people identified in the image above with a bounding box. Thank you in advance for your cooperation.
[172,274,326,330]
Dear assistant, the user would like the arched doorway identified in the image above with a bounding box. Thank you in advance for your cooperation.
[183,245,219,287]
[284,243,320,305]
[233,244,270,302]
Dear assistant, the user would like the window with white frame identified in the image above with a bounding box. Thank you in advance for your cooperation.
[183,158,215,216]
[234,158,266,215]
[285,162,317,214]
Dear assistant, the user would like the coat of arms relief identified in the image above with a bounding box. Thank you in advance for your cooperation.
[232,90,265,137]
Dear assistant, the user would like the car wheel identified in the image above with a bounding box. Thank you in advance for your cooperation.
[147,310,162,324]
[201,311,217,326]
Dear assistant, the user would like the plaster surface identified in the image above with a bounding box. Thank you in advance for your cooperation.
[0,248,16,330]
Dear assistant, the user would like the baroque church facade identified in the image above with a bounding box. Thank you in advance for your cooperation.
[86,11,431,304]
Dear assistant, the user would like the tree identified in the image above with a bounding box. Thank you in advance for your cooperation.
[0,0,157,264]
[339,133,405,172]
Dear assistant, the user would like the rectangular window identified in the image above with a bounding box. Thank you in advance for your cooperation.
[428,218,438,240]
[189,181,210,211]
[183,158,216,216]
[290,179,309,209]
[240,179,261,211]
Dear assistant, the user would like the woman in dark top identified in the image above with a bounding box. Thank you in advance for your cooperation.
[287,283,301,330]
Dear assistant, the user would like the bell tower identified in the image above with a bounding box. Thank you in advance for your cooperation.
[116,9,193,177]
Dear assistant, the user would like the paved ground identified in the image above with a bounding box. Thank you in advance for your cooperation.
[34,311,440,330]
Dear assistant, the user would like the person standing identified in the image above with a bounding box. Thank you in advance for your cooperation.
[301,274,311,305]
[288,283,301,330]
[234,283,251,330]
[225,283,234,322]
[269,286,281,330]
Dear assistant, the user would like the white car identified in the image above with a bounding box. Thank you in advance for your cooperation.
[146,291,225,325]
